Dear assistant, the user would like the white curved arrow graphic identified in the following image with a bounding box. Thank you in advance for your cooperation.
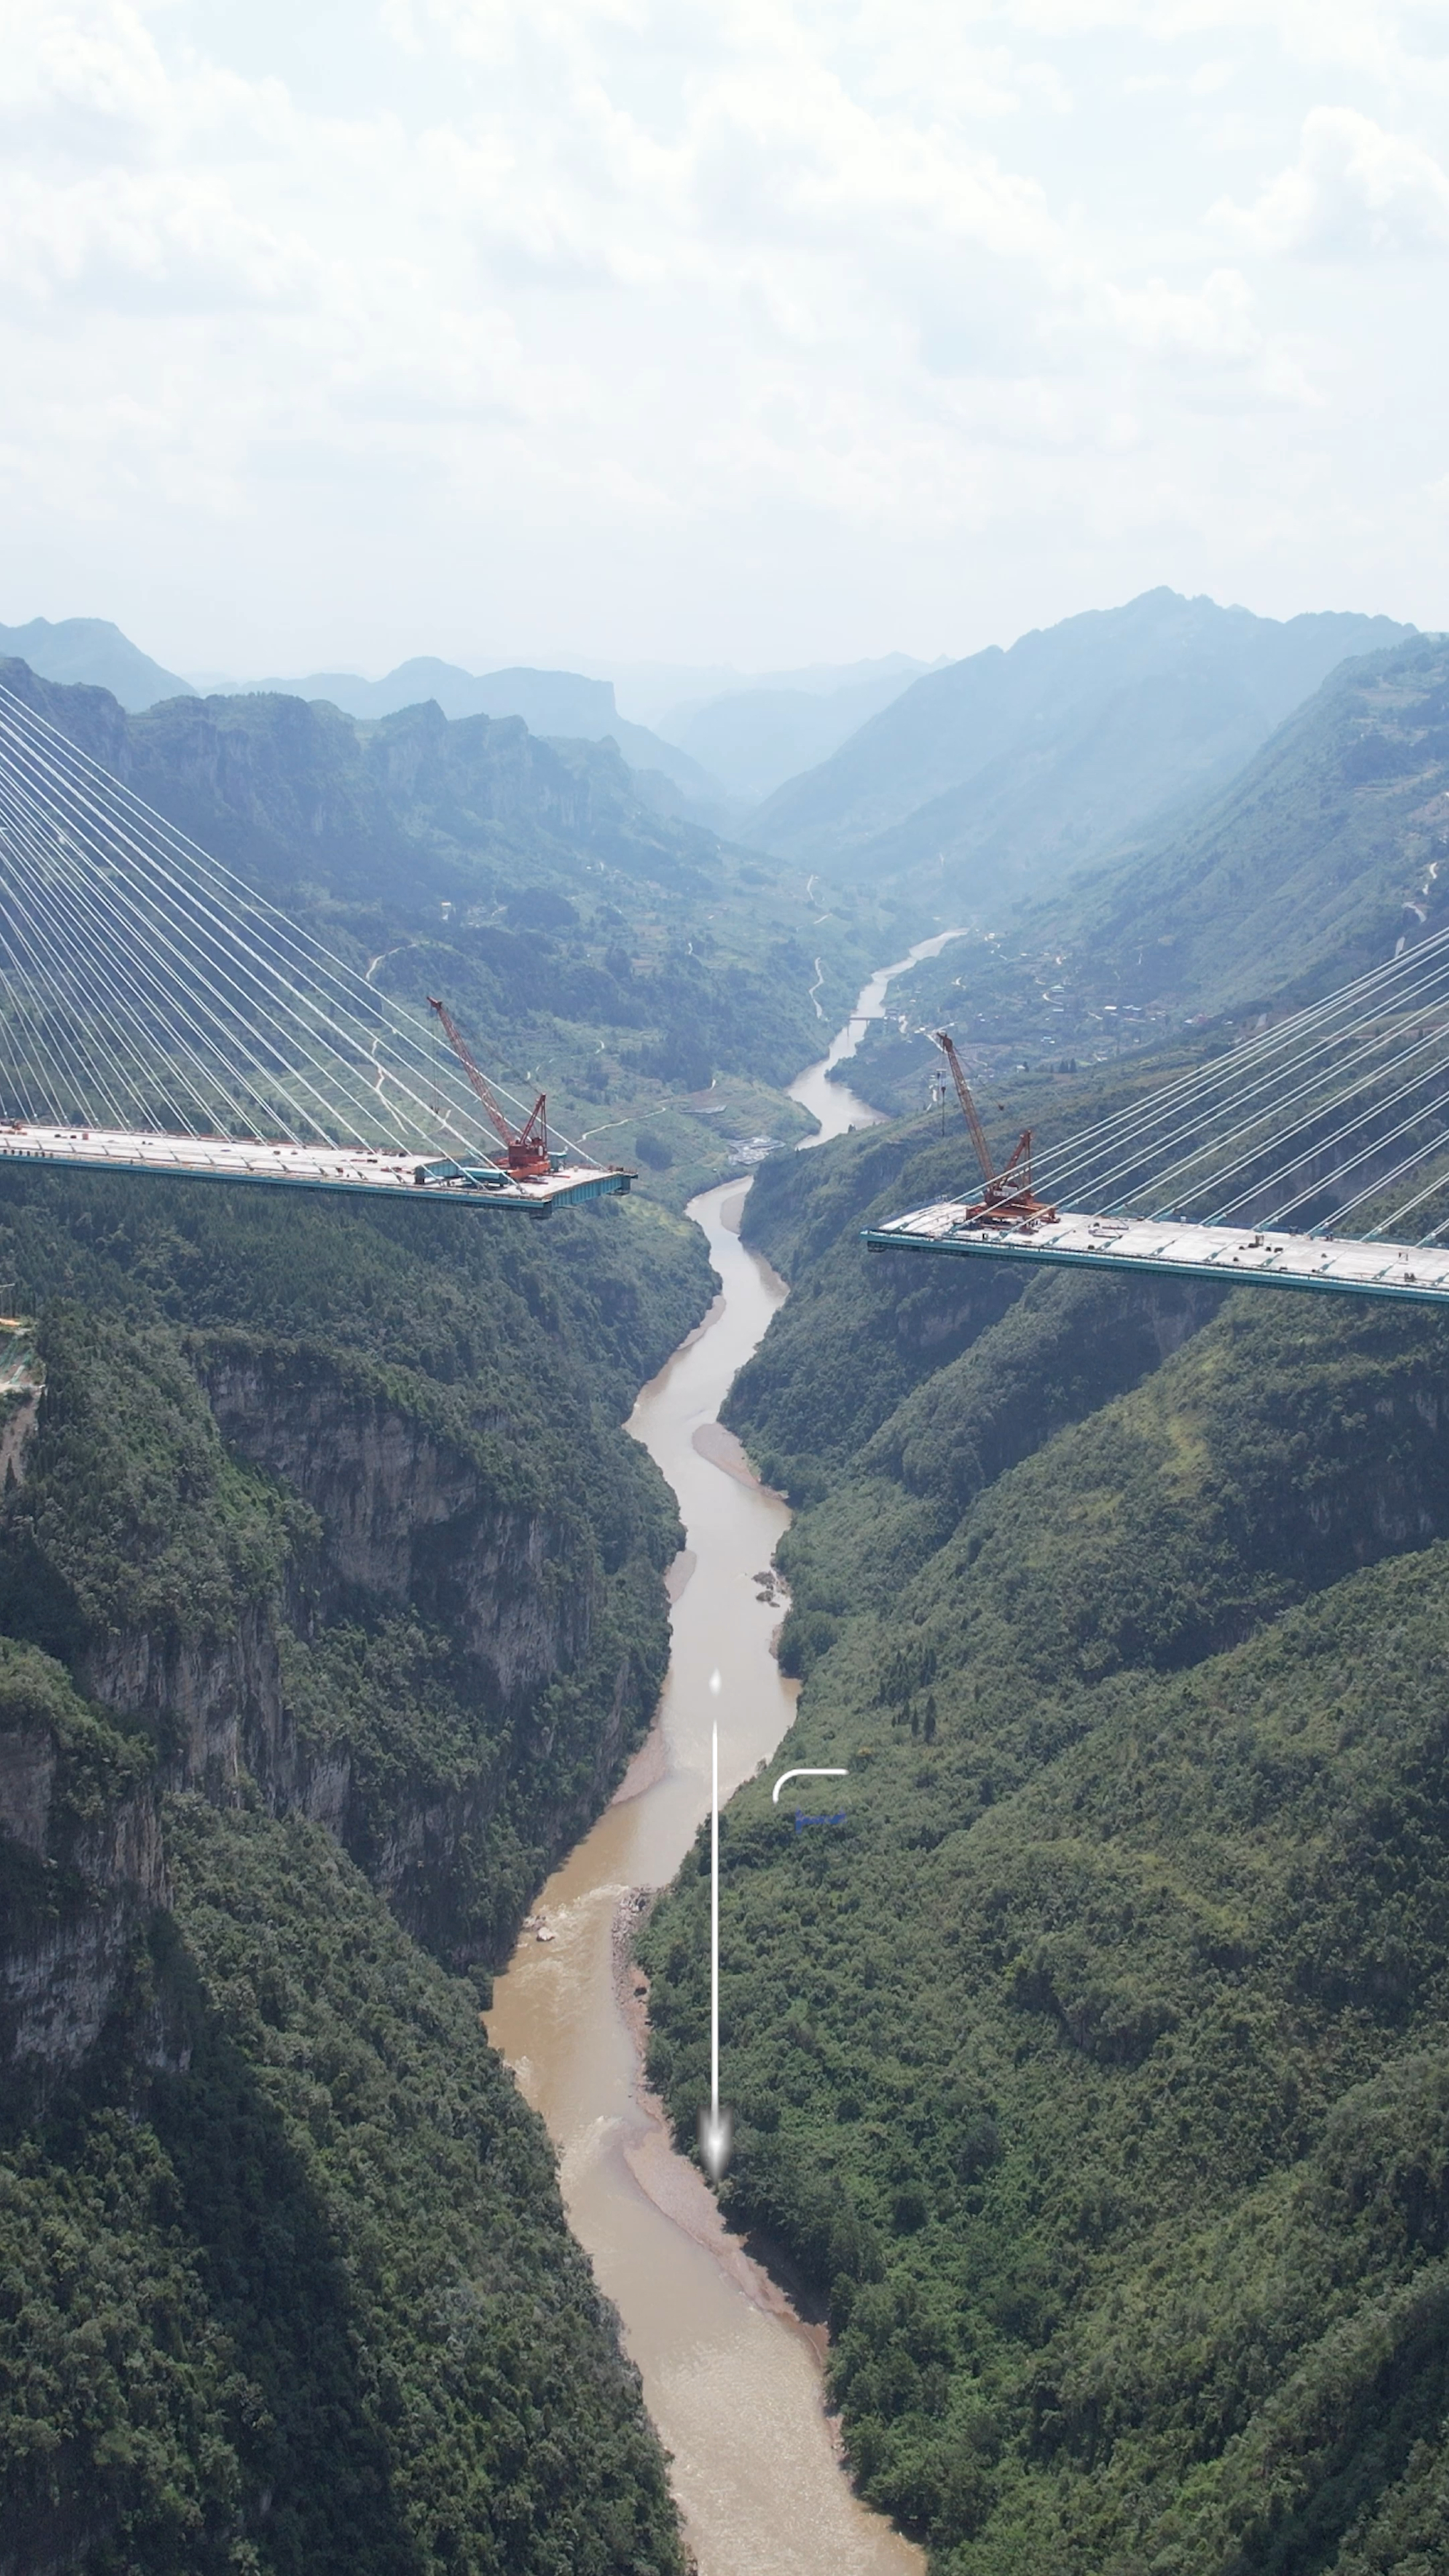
[772,1767,849,1804]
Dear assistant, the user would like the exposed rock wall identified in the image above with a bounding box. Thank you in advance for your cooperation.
[201,1341,595,1707]
[1,1311,664,2090]
[0,1702,166,2100]
[80,1599,294,1810]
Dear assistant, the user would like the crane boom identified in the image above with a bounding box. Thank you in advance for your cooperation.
[932,1030,1057,1228]
[427,997,551,1179]
[934,1029,996,1187]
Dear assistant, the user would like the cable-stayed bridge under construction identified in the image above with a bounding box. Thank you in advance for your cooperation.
[0,680,630,1216]
[8,667,1449,1298]
[869,927,1449,1311]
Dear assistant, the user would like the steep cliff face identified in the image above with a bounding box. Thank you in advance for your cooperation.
[79,1600,293,1811]
[0,1646,164,2104]
[0,1309,671,1984]
[0,1189,700,2570]
[0,1153,710,2015]
[0,1784,690,2576]
[201,1339,596,1701]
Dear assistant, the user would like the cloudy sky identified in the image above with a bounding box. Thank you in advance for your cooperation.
[4,0,1449,684]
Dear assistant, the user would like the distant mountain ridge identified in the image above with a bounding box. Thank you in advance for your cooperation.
[747,590,1414,910]
[0,616,193,712]
[0,655,881,1116]
[0,657,722,914]
[615,651,932,727]
[0,623,735,820]
[654,662,936,802]
[8,600,1414,915]
[838,629,1449,1120]
[221,657,727,814]
[1036,629,1449,1015]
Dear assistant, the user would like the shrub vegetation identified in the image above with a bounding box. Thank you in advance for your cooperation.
[641,1118,1449,2571]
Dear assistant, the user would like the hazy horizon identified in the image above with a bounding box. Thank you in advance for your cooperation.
[8,588,1421,727]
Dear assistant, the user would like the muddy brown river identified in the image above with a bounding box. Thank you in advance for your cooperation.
[488,949,957,2573]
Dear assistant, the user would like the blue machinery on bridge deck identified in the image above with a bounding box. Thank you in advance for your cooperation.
[0,1122,633,1215]
[863,1201,1449,1309]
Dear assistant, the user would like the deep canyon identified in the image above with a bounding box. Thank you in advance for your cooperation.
[487,947,954,2574]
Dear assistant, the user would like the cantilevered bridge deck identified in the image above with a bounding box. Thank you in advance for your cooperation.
[863,1201,1449,1308]
[0,1123,630,1214]
[0,684,636,1218]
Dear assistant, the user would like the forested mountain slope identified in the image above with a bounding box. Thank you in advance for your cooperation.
[0,1167,707,1968]
[2,655,726,915]
[843,630,1449,1116]
[639,1113,1449,2573]
[2,1723,686,2576]
[0,1144,708,2567]
[1038,629,1449,1014]
[746,592,1408,912]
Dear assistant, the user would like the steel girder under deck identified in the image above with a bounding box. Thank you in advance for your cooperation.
[0,1123,632,1214]
[863,1202,1449,1308]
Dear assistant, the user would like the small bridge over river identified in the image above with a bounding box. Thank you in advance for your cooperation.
[0,682,628,1216]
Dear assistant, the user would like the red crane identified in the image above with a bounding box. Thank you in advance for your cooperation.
[427,997,553,1180]
[933,1030,1056,1228]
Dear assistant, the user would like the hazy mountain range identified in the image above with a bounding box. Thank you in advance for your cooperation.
[649,653,941,800]
[206,649,945,811]
[3,599,1425,935]
[0,657,723,914]
[0,616,195,711]
[612,649,932,727]
[207,658,724,813]
[833,627,1449,1117]
[0,625,725,821]
[747,590,1415,908]
[1035,628,1449,1015]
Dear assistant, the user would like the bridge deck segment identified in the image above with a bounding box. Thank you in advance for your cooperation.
[863,1203,1449,1307]
[0,1124,630,1214]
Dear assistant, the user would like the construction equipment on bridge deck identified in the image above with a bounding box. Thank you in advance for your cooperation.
[865,893,1449,1308]
[934,1030,1057,1228]
[0,1121,629,1214]
[427,996,553,1181]
[863,1200,1449,1309]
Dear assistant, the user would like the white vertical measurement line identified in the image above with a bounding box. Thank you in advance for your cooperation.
[700,1668,731,2181]
[706,1710,711,2133]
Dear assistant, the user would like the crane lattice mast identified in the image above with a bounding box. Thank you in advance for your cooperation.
[427,997,552,1179]
[933,1031,1055,1227]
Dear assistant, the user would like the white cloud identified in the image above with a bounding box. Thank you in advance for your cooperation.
[0,0,1446,668]
[0,0,172,127]
[1215,105,1449,253]
[1093,265,1260,358]
[1005,1,1448,87]
[0,166,328,308]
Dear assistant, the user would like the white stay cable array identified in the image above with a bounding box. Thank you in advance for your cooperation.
[1033,920,1449,1244]
[0,681,594,1165]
